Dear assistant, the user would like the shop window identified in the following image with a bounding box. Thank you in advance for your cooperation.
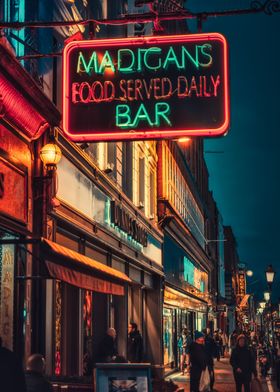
[163,307,175,367]
[85,245,107,265]
[149,170,155,219]
[82,290,93,376]
[138,157,145,208]
[56,231,79,252]
[122,142,133,199]
[0,233,17,351]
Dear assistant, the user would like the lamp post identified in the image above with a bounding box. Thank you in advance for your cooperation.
[265,265,276,347]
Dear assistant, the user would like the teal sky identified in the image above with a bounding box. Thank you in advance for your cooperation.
[187,0,280,299]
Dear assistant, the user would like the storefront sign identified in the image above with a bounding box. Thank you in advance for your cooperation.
[0,244,15,350]
[110,201,148,247]
[238,271,246,297]
[0,158,27,223]
[63,33,229,141]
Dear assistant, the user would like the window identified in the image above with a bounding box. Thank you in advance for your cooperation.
[149,170,155,219]
[138,157,145,207]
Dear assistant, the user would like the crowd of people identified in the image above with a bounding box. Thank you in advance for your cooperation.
[0,322,144,392]
[1,323,279,392]
[178,327,280,392]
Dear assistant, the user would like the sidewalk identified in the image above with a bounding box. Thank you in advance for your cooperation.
[166,358,279,392]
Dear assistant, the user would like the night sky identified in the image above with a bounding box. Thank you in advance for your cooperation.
[188,0,280,300]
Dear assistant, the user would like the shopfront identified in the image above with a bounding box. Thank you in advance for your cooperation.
[162,231,210,372]
[0,114,33,359]
[40,132,164,380]
[163,286,207,370]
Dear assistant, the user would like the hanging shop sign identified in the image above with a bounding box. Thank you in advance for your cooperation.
[238,271,246,297]
[63,33,229,142]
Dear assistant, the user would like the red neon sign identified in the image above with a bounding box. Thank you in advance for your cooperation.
[63,33,229,142]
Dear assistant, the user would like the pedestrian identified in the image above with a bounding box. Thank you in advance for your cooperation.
[178,327,192,375]
[98,327,118,362]
[230,334,257,392]
[229,330,238,354]
[127,322,143,363]
[221,331,228,357]
[214,330,222,361]
[203,328,216,391]
[189,331,208,392]
[0,336,26,392]
[25,354,52,392]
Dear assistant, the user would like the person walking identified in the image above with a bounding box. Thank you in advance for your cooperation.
[214,330,222,361]
[0,337,26,392]
[25,354,52,392]
[189,331,208,392]
[221,331,228,357]
[230,334,257,392]
[178,327,192,375]
[98,328,118,362]
[203,328,216,391]
[127,322,143,363]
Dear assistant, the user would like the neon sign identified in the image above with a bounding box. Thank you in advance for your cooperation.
[63,34,229,141]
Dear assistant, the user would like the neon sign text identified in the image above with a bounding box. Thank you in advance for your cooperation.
[63,34,229,141]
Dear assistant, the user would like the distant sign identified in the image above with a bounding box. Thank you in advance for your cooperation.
[63,33,229,142]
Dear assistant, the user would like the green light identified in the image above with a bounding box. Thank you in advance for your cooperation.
[118,49,135,73]
[131,103,154,128]
[143,47,162,71]
[163,46,181,70]
[116,105,131,127]
[99,50,115,74]
[199,44,213,67]
[155,102,171,126]
[77,51,97,74]
[116,102,171,128]
[181,46,199,69]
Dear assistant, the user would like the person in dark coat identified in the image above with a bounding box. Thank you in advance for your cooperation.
[230,334,257,392]
[189,331,208,392]
[98,328,118,362]
[0,337,27,392]
[127,322,143,363]
[203,328,216,391]
[25,354,52,392]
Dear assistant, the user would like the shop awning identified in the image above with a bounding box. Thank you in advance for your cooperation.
[239,294,250,308]
[41,238,131,296]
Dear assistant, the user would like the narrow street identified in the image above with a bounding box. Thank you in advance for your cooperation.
[166,358,278,392]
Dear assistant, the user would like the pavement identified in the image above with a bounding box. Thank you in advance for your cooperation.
[166,358,279,392]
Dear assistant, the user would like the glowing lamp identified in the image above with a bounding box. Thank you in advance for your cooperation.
[40,143,62,169]
[246,270,253,277]
[264,291,270,302]
[178,137,191,143]
[258,308,264,314]
[265,265,275,284]
[259,301,266,309]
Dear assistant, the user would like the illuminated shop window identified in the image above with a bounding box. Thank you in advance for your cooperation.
[163,143,205,248]
[4,0,25,60]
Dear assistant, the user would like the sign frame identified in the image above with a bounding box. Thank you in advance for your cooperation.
[63,33,229,142]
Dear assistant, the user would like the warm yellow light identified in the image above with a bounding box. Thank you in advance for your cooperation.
[177,137,191,143]
[246,270,253,277]
[40,143,62,167]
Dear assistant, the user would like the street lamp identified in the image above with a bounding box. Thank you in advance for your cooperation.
[246,270,253,277]
[264,291,270,302]
[265,265,275,289]
[259,301,266,309]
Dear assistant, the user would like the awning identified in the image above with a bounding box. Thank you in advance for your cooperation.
[41,238,131,296]
[239,294,250,308]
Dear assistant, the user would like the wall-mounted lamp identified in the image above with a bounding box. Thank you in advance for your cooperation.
[40,143,62,175]
[264,291,270,302]
[259,301,266,309]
